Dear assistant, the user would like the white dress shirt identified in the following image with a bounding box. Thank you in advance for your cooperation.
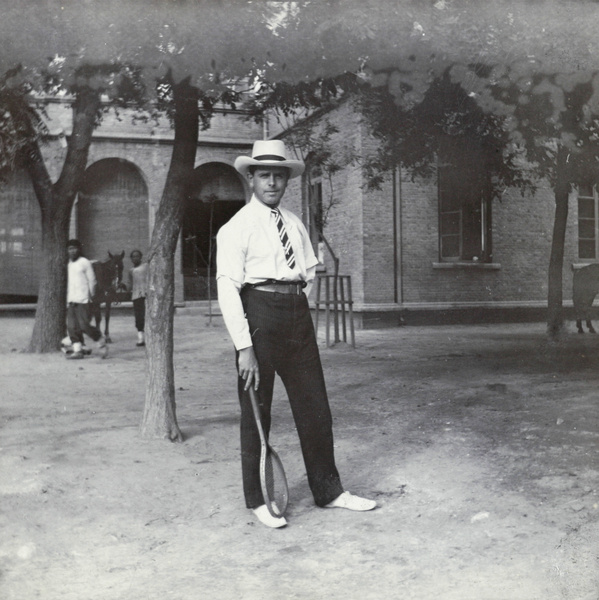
[67,256,97,304]
[216,195,319,350]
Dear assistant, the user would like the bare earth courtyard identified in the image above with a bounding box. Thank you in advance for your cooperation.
[0,312,598,600]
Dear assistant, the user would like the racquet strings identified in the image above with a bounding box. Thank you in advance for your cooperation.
[264,450,289,517]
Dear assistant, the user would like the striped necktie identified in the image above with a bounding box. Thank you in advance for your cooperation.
[272,208,296,269]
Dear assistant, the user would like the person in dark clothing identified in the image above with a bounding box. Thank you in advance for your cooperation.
[127,250,148,347]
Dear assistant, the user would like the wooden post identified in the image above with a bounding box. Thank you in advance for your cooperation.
[314,275,322,334]
[324,275,331,348]
[340,276,347,343]
[315,274,354,349]
[347,276,355,348]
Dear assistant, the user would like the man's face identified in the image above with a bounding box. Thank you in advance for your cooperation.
[67,245,80,261]
[248,166,290,208]
[131,252,142,267]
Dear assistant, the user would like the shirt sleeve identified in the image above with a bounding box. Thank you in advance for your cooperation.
[295,216,318,296]
[86,259,97,299]
[304,265,316,297]
[139,264,148,296]
[216,224,253,350]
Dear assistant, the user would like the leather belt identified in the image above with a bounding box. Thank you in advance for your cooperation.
[249,280,305,295]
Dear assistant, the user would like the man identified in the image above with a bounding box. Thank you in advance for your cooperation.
[127,249,148,347]
[217,140,376,528]
[65,239,107,360]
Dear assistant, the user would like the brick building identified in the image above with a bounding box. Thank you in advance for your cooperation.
[0,96,592,326]
[0,98,261,303]
[279,97,586,327]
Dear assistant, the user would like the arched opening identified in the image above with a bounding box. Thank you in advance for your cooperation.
[78,158,149,261]
[182,162,245,300]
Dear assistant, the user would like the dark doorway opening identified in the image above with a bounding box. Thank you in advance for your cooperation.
[182,163,245,300]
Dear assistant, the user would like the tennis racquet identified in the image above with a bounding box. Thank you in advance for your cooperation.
[248,387,289,518]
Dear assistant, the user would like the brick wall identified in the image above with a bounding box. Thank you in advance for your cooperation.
[360,127,396,305]
[284,99,586,315]
[284,100,367,303]
[20,102,259,303]
[397,173,580,307]
[0,171,41,296]
[4,97,590,316]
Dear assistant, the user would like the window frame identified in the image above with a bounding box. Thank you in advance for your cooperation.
[303,162,324,251]
[577,184,599,260]
[437,159,492,264]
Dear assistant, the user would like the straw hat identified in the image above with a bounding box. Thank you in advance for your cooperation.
[234,140,305,179]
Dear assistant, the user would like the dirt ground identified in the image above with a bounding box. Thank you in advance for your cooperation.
[1,311,598,600]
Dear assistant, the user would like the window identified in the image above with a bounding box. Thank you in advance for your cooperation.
[0,227,26,256]
[438,161,491,262]
[303,163,324,254]
[577,184,598,259]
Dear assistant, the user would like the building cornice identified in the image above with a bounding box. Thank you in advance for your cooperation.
[81,133,254,147]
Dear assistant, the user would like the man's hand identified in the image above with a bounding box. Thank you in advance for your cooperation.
[238,346,260,391]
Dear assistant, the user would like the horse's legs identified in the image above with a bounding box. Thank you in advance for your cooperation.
[90,302,101,330]
[587,296,598,333]
[580,300,596,333]
[576,318,584,334]
[104,301,112,343]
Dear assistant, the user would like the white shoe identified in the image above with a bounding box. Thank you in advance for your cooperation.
[60,336,72,354]
[252,505,288,528]
[324,491,377,511]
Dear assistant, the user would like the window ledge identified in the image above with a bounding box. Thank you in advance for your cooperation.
[432,262,501,270]
[572,262,598,270]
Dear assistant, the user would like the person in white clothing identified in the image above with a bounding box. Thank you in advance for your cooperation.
[216,140,376,529]
[65,239,107,360]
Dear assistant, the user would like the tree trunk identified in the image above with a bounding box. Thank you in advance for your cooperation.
[26,88,101,352]
[546,147,570,340]
[321,233,340,343]
[140,77,199,441]
[28,199,70,351]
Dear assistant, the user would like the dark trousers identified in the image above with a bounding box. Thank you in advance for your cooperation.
[237,287,343,508]
[67,303,102,344]
[133,297,145,332]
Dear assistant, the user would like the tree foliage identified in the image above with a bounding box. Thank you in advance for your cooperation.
[0,68,47,176]
[360,70,532,194]
[445,60,599,336]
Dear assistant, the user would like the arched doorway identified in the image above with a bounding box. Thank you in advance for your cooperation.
[182,162,245,300]
[78,159,149,261]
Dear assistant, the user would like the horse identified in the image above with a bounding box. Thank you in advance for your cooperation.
[90,251,125,343]
[573,263,599,333]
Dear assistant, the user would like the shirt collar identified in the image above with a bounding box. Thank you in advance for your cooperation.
[249,194,281,218]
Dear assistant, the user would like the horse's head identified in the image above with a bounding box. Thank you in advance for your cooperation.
[107,251,125,290]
